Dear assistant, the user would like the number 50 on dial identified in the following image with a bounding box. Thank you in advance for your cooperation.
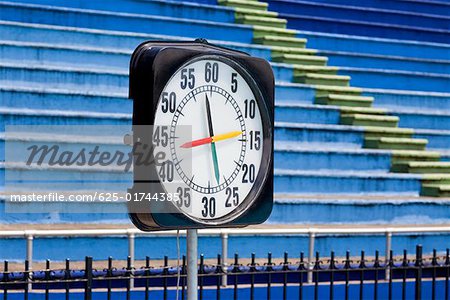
[128,41,274,230]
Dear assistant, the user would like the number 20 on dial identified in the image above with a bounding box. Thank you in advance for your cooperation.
[153,55,270,225]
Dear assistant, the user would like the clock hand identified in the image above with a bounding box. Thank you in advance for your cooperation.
[180,131,242,148]
[205,94,220,185]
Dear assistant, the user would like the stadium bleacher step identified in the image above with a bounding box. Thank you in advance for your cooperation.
[315,94,373,107]
[253,35,307,48]
[391,150,441,164]
[253,25,297,38]
[272,53,328,66]
[235,15,287,28]
[219,0,268,10]
[339,106,386,115]
[421,184,450,197]
[235,7,278,18]
[364,137,427,150]
[340,114,399,127]
[292,65,338,75]
[422,174,450,185]
[294,73,350,86]
[392,161,450,174]
[272,48,317,56]
[314,86,362,97]
[275,168,421,194]
[362,126,413,138]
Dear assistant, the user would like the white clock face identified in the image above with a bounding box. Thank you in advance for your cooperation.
[152,56,267,224]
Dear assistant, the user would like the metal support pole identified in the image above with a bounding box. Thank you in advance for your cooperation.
[26,234,33,269]
[385,231,392,280]
[308,231,315,284]
[187,229,198,300]
[221,232,228,287]
[128,231,135,289]
[26,234,33,291]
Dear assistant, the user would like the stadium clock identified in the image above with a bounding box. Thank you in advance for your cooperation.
[128,40,274,230]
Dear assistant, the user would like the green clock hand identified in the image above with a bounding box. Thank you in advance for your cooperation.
[205,94,220,185]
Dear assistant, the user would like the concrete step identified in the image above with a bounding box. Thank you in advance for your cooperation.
[264,0,450,30]
[2,194,450,225]
[294,73,350,86]
[0,85,131,113]
[275,103,341,124]
[275,122,415,147]
[339,106,386,115]
[253,25,297,38]
[272,53,328,66]
[0,62,127,93]
[314,85,362,97]
[415,128,450,150]
[0,1,255,44]
[0,108,130,131]
[321,50,450,75]
[272,48,317,56]
[340,114,399,127]
[254,35,307,48]
[275,168,421,194]
[273,193,450,224]
[276,103,385,125]
[2,163,131,191]
[275,122,365,146]
[392,161,450,174]
[0,0,238,24]
[274,60,450,93]
[234,7,278,18]
[363,127,414,139]
[422,174,450,185]
[364,137,427,151]
[392,109,450,131]
[338,67,450,93]
[296,29,450,60]
[421,184,450,197]
[292,65,338,75]
[290,0,450,16]
[278,11,450,44]
[275,142,392,171]
[315,94,373,107]
[0,21,274,61]
[391,150,441,164]
[235,15,287,28]
[0,40,131,70]
[365,89,450,112]
[219,0,268,10]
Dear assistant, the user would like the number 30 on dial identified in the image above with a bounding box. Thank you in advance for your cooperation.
[153,55,271,225]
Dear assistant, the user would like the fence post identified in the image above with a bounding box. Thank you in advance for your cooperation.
[221,231,228,287]
[308,229,316,284]
[128,230,135,289]
[385,230,392,280]
[85,256,93,300]
[415,245,423,300]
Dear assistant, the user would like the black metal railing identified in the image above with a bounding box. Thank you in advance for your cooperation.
[1,245,449,300]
